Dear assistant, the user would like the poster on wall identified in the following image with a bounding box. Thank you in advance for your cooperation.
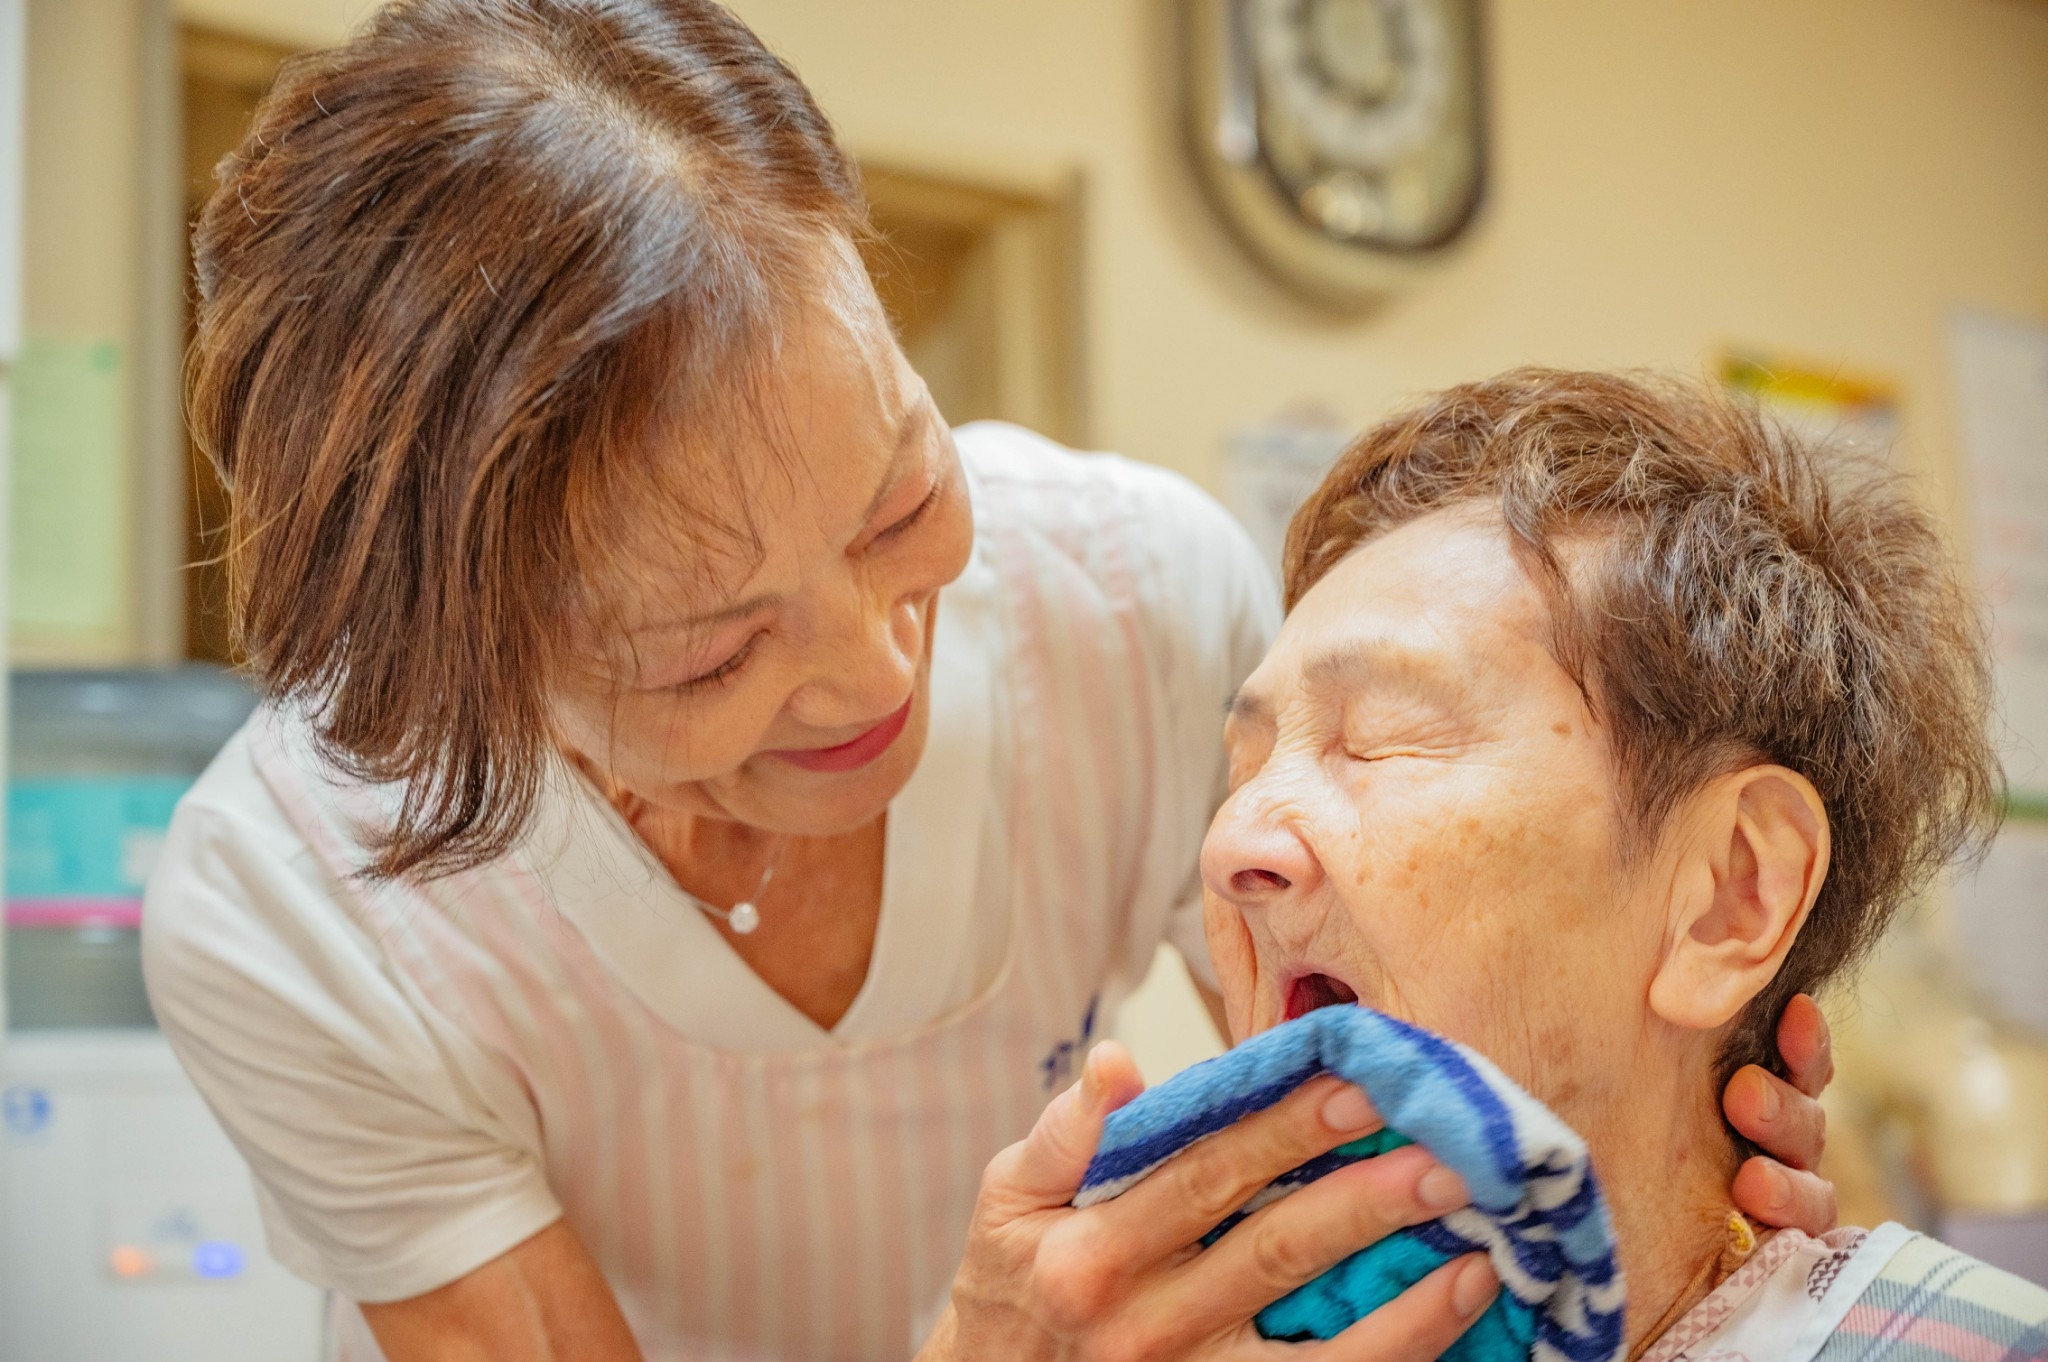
[1222,411,1353,577]
[1950,309,2048,806]
[1719,350,1903,461]
[1950,819,2048,1037]
[8,339,128,651]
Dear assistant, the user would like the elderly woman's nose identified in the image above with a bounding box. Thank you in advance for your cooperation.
[792,586,924,725]
[1201,782,1321,904]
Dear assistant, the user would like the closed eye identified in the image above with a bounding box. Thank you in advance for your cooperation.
[876,482,942,542]
[1342,747,1422,763]
[672,632,763,693]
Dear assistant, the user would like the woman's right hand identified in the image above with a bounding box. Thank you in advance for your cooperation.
[919,1041,1501,1362]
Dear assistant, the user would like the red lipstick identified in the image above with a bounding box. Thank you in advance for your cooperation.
[765,697,913,774]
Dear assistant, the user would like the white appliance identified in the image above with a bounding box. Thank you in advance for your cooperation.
[1,1032,327,1360]
[0,687,330,1362]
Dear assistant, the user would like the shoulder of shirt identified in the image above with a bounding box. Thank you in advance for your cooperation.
[950,423,1278,815]
[148,709,359,930]
[172,710,310,841]
[958,419,1222,527]
[954,419,1269,600]
[1874,1229,2048,1319]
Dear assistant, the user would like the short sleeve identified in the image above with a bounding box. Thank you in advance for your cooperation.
[1110,457,1283,992]
[141,753,562,1303]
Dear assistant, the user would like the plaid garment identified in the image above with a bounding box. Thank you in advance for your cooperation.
[1642,1222,2048,1362]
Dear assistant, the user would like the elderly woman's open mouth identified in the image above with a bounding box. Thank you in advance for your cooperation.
[1193,370,2030,1359]
[1283,972,1359,1021]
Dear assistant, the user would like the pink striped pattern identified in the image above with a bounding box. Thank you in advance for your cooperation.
[1636,1223,2048,1362]
[1836,1303,2015,1361]
[258,461,1177,1361]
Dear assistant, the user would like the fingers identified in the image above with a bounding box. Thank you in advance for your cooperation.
[1297,1254,1499,1362]
[1146,1144,1471,1338]
[1732,1156,1839,1235]
[1777,994,1835,1098]
[1725,996,1839,1236]
[1061,1078,1383,1273]
[988,1042,1147,1210]
[1723,1064,1825,1171]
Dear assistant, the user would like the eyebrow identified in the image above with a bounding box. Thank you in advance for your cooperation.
[1224,687,1272,725]
[640,590,783,637]
[1226,639,1462,722]
[1303,640,1419,694]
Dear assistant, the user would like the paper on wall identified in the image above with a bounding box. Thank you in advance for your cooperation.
[1222,416,1352,577]
[1721,350,1903,462]
[7,339,127,645]
[1949,819,2048,1039]
[1950,310,2048,802]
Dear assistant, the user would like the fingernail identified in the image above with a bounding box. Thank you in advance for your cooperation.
[1321,1084,1374,1133]
[1079,1047,1103,1107]
[1755,1071,1782,1122]
[1761,1164,1790,1213]
[1452,1256,1498,1318]
[1418,1164,1469,1213]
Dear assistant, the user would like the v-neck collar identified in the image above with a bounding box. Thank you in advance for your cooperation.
[522,544,1000,1055]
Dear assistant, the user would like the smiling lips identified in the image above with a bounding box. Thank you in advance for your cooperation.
[764,697,914,773]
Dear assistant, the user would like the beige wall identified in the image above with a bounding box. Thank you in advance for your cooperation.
[184,0,2048,518]
[179,0,363,46]
[737,0,2048,509]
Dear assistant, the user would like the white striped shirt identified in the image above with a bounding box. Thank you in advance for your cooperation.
[141,422,1281,1360]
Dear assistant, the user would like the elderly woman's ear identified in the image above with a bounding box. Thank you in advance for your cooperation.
[1649,767,1832,1033]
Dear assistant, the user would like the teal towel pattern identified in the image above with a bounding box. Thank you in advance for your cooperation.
[1073,1006,1624,1361]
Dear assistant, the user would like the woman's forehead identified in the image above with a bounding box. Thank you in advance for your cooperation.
[1252,510,1583,721]
[575,365,934,637]
[1286,513,1543,656]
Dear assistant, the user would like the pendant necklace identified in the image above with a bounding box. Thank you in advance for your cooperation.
[693,837,784,936]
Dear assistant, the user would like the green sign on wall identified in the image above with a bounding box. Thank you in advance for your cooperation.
[8,337,127,647]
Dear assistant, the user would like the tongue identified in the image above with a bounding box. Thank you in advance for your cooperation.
[1286,973,1359,1020]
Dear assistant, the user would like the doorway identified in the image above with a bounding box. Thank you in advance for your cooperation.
[179,25,291,664]
[861,162,1087,447]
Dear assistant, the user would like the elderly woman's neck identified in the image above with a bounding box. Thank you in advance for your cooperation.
[1576,1055,1749,1356]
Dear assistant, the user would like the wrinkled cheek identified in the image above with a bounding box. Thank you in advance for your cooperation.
[646,708,727,777]
[1202,891,1260,1042]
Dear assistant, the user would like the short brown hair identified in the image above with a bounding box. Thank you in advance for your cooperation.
[1284,369,2002,1094]
[189,0,864,878]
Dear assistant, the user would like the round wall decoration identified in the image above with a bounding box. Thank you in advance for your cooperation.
[1181,0,1486,310]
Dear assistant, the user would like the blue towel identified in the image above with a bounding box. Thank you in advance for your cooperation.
[1074,1006,1624,1362]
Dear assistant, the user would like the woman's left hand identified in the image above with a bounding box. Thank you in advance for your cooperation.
[1722,993,1838,1234]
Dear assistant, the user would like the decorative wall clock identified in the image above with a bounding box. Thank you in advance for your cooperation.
[1182,0,1486,310]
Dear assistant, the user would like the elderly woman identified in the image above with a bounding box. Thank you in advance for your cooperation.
[1168,370,2043,1357]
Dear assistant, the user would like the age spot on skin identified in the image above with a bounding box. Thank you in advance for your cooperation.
[1453,814,1499,856]
[1552,721,1571,737]
[1536,1023,1577,1070]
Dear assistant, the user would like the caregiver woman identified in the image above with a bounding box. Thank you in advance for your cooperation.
[144,2,1835,1359]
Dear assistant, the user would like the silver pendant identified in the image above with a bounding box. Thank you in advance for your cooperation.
[727,900,761,935]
